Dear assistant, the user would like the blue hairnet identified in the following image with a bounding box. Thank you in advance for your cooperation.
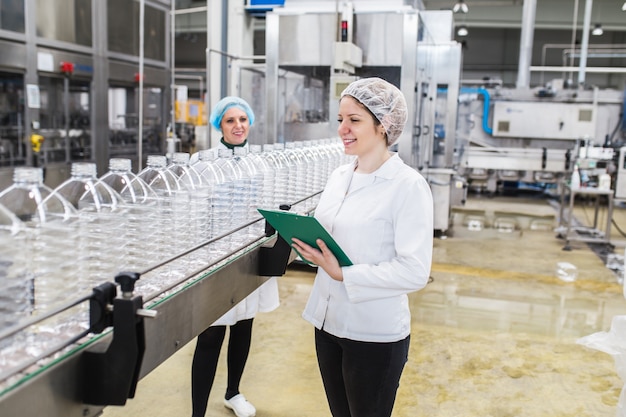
[209,96,255,131]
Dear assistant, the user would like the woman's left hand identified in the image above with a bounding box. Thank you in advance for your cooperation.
[291,238,344,281]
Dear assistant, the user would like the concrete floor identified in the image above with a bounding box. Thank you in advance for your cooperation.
[102,192,626,417]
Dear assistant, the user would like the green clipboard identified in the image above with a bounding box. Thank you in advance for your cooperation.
[257,208,353,267]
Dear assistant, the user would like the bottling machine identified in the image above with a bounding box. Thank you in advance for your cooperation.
[458,84,624,195]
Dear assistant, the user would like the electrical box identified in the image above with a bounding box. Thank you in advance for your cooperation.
[245,0,285,15]
[333,42,362,74]
[175,100,205,125]
[492,101,596,140]
[330,74,358,100]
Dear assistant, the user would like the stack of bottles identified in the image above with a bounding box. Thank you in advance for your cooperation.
[0,138,351,379]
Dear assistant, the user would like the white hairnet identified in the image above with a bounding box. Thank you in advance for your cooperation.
[209,96,255,131]
[340,77,408,146]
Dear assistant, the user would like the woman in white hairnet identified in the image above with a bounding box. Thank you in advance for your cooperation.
[191,96,279,417]
[292,77,433,417]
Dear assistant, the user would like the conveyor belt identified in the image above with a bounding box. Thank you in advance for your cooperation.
[0,217,296,417]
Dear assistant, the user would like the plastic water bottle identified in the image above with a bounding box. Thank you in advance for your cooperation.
[54,162,123,211]
[137,155,184,264]
[248,144,275,211]
[301,140,325,208]
[50,162,124,292]
[261,144,289,210]
[233,147,260,242]
[167,152,204,191]
[190,149,226,263]
[167,152,199,252]
[165,152,205,251]
[100,158,158,271]
[327,137,349,166]
[212,149,242,253]
[315,139,335,186]
[135,155,191,290]
[138,155,181,198]
[272,143,297,205]
[192,149,222,186]
[100,158,156,204]
[0,167,77,223]
[284,142,307,207]
[0,202,28,334]
[0,167,79,314]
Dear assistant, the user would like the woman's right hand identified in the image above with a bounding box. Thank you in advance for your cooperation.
[291,238,344,281]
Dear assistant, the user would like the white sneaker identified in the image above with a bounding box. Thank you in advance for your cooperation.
[224,393,256,417]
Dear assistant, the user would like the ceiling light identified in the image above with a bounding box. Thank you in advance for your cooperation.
[591,23,603,36]
[622,1,626,11]
[457,26,469,37]
[453,0,469,14]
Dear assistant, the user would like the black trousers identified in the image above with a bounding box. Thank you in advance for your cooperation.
[315,328,410,417]
[191,318,254,417]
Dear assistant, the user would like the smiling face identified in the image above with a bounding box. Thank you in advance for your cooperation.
[220,107,250,146]
[337,95,386,157]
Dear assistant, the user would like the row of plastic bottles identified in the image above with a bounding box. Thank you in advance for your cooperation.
[0,139,349,343]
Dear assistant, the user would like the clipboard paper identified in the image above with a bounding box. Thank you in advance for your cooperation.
[257,208,353,267]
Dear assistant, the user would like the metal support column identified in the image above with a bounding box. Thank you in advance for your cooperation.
[516,0,537,89]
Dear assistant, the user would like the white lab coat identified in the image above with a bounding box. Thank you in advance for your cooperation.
[302,153,433,342]
[210,140,280,326]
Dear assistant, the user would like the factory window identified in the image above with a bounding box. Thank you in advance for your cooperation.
[0,0,25,33]
[108,86,163,159]
[38,76,91,163]
[578,109,593,122]
[0,73,25,167]
[108,0,166,62]
[36,0,92,46]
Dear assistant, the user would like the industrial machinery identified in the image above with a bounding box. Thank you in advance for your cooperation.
[0,0,170,189]
[263,1,465,235]
[458,83,624,196]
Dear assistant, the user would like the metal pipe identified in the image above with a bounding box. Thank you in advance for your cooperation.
[63,76,70,163]
[174,67,210,72]
[578,0,593,87]
[265,12,279,144]
[568,0,579,83]
[460,79,504,86]
[565,51,626,59]
[516,0,537,88]
[531,66,626,74]
[542,43,626,65]
[205,5,210,140]
[221,0,228,98]
[170,0,176,160]
[174,74,205,98]
[208,49,265,62]
[138,0,145,169]
[541,42,626,83]
[171,5,208,15]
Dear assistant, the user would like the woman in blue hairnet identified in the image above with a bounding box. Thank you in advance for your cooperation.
[191,96,279,417]
[291,78,433,417]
